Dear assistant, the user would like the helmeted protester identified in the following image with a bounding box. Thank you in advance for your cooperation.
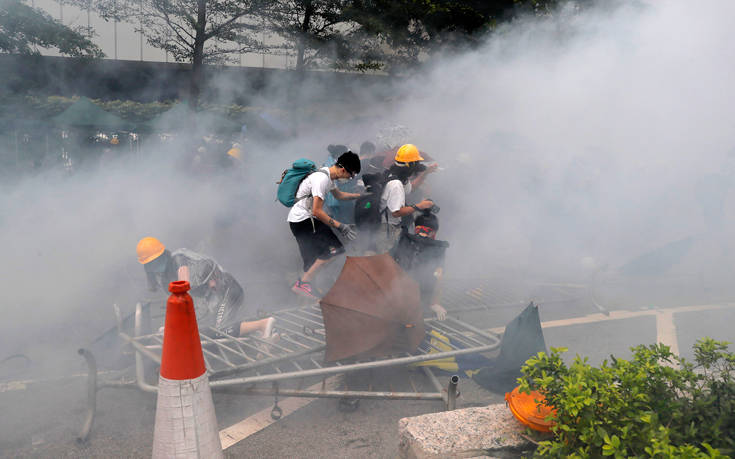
[136,237,276,338]
[375,144,435,253]
[391,211,449,320]
[288,151,362,299]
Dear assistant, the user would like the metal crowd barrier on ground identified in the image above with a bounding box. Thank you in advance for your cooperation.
[77,302,502,442]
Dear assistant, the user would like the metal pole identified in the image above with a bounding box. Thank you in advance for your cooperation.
[59,0,63,23]
[77,348,97,443]
[114,20,118,59]
[446,375,459,411]
[422,367,446,403]
[208,343,500,386]
[134,303,158,392]
[211,386,443,400]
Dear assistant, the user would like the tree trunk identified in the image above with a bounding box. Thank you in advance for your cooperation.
[295,0,313,73]
[189,0,207,109]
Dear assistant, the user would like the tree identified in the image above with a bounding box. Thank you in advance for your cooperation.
[77,0,267,106]
[0,0,103,57]
[345,0,587,73]
[265,0,356,72]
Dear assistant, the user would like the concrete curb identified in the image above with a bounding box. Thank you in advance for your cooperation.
[398,403,537,458]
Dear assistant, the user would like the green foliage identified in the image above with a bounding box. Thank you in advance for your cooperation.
[519,338,735,457]
[266,0,356,71]
[344,0,579,72]
[1,95,268,127]
[0,0,103,57]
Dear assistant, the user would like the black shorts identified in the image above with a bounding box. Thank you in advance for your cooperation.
[196,273,246,337]
[290,218,345,272]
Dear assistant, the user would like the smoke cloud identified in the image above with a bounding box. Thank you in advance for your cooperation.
[2,0,735,376]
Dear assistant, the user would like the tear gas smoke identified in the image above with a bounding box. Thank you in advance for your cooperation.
[2,0,735,377]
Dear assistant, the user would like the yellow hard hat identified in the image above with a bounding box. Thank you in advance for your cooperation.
[136,237,165,264]
[394,144,424,163]
[227,147,241,160]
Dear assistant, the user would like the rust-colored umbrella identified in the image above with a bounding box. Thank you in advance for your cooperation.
[320,254,425,362]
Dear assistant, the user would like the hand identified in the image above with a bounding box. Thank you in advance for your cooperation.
[338,223,358,241]
[430,304,447,320]
[416,199,434,210]
[427,163,439,173]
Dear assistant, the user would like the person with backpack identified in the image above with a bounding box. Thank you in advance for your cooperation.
[287,151,362,299]
[391,211,449,320]
[374,144,435,254]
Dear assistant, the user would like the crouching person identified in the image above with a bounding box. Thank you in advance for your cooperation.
[391,211,449,320]
[288,151,362,299]
[136,236,275,338]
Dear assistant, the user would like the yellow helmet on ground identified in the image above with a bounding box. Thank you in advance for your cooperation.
[137,237,165,264]
[394,144,424,163]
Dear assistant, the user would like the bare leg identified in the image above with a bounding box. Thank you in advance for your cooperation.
[301,257,335,283]
[239,317,274,336]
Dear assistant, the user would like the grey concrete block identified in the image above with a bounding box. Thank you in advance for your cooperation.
[398,403,536,458]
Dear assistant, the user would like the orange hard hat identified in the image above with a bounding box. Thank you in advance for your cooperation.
[394,144,424,163]
[136,237,165,264]
[505,386,556,433]
[227,145,242,160]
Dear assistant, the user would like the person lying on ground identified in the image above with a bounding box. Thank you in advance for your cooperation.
[136,237,276,338]
[288,151,362,299]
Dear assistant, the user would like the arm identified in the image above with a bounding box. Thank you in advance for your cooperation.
[411,163,439,189]
[430,268,444,306]
[312,196,345,229]
[177,265,190,282]
[429,267,447,320]
[331,188,361,201]
[391,199,434,218]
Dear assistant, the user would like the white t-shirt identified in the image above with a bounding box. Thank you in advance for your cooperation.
[380,179,412,226]
[287,167,335,223]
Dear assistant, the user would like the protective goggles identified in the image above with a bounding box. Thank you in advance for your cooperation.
[414,225,437,238]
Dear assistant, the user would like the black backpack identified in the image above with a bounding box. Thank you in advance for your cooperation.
[354,172,389,230]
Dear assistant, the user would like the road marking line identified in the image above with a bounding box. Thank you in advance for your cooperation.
[656,311,680,356]
[487,302,735,334]
[0,370,118,393]
[0,381,27,393]
[219,375,341,450]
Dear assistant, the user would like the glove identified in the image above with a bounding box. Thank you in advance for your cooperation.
[338,223,358,241]
[430,304,447,321]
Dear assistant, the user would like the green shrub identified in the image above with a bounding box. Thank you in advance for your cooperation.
[519,338,734,457]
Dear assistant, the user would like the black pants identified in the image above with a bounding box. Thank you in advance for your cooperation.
[290,218,345,272]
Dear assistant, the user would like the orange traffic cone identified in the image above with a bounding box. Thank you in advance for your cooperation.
[152,280,223,458]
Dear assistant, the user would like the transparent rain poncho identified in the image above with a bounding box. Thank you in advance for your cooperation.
[170,249,243,332]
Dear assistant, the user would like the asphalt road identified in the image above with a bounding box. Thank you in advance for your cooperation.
[2,282,734,458]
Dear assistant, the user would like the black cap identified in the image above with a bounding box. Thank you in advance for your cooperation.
[336,151,361,175]
[415,212,439,231]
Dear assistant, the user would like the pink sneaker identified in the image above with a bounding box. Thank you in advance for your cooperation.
[292,279,319,299]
